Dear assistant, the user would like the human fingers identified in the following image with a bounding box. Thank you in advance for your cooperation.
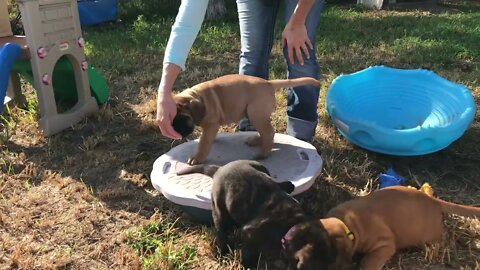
[288,44,295,65]
[156,109,181,139]
[306,38,313,51]
[158,118,182,140]
[295,46,304,66]
[300,42,310,61]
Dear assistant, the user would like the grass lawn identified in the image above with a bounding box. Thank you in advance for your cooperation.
[1,1,480,269]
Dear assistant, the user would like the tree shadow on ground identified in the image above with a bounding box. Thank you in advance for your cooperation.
[383,0,480,14]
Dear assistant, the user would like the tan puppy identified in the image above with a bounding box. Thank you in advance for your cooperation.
[171,74,320,165]
[282,186,480,270]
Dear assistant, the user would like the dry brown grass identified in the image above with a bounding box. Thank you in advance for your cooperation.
[2,72,478,269]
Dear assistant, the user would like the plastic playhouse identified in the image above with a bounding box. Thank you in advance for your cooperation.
[0,0,109,136]
[150,132,323,224]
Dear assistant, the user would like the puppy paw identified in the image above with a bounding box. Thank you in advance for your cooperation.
[241,250,259,269]
[187,156,203,165]
[215,240,234,258]
[217,244,230,257]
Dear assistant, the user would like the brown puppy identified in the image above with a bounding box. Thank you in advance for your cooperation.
[282,186,480,270]
[172,74,320,165]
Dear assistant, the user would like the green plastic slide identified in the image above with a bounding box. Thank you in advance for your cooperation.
[13,56,109,105]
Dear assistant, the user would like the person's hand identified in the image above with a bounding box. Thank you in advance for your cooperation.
[281,22,313,66]
[156,87,182,140]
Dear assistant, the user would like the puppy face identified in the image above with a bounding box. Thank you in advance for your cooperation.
[172,96,206,138]
[172,112,195,138]
[283,221,336,270]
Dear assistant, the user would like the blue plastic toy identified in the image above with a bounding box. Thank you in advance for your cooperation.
[0,43,21,113]
[78,0,118,26]
[326,65,476,156]
[378,168,406,189]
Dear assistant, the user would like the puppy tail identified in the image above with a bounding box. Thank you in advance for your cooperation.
[437,198,480,217]
[176,164,220,177]
[268,77,320,90]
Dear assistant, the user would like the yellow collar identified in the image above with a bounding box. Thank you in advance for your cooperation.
[338,220,355,241]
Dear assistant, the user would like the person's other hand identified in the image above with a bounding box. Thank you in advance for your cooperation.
[156,87,182,140]
[281,22,312,66]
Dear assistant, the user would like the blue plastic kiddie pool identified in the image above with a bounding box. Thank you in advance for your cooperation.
[326,66,476,156]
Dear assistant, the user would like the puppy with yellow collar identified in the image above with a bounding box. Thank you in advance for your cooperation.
[282,185,480,270]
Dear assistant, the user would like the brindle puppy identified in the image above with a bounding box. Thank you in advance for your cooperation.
[177,160,334,268]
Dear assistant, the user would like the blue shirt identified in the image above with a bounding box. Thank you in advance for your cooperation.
[163,0,209,71]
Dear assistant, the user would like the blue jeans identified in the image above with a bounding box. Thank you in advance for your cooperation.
[236,0,324,141]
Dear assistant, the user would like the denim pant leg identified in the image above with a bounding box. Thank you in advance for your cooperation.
[236,0,280,131]
[237,0,279,79]
[284,0,325,141]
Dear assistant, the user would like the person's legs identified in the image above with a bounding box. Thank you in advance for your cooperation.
[236,0,280,131]
[283,0,324,141]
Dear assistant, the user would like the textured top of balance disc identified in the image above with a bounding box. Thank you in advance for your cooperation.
[151,132,322,210]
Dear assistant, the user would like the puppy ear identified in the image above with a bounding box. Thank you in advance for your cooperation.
[171,96,204,136]
[188,98,206,124]
[277,181,295,194]
[312,223,337,265]
[250,162,271,176]
[330,233,355,269]
[241,216,271,241]
[242,217,269,232]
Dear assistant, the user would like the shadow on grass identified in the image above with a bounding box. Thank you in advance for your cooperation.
[2,108,180,216]
[383,0,480,14]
